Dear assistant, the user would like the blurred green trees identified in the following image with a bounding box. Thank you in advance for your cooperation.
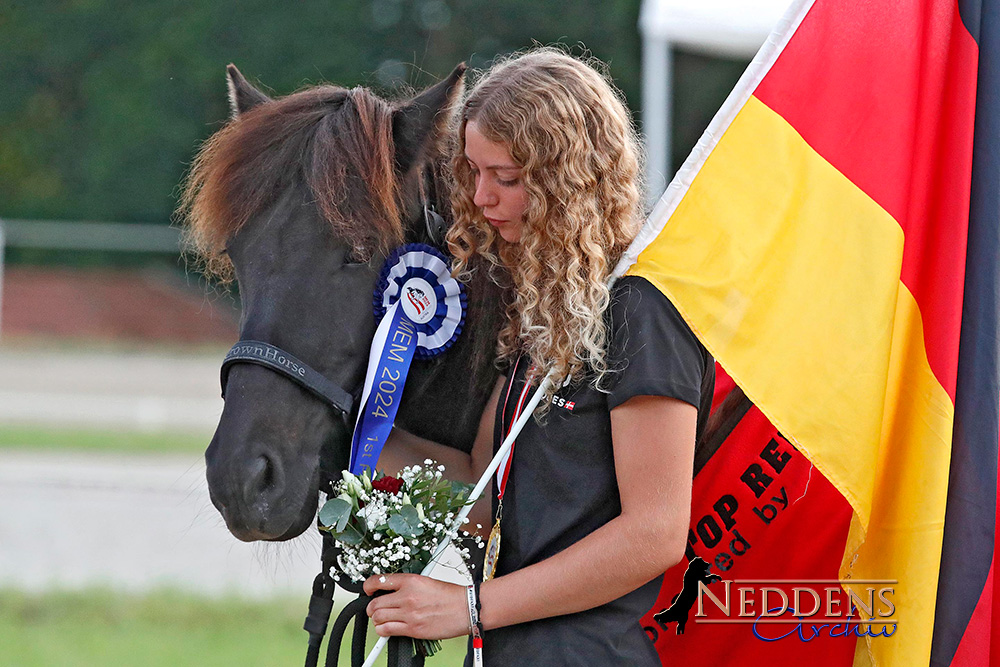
[0,0,645,224]
[1,0,749,238]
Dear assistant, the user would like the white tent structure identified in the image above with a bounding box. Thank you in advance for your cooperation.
[640,0,794,203]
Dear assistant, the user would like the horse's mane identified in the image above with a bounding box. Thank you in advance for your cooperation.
[180,85,404,281]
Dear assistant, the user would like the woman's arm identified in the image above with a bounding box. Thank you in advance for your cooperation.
[364,394,697,639]
[377,376,505,483]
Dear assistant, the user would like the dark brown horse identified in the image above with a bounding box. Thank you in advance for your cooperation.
[181,65,503,542]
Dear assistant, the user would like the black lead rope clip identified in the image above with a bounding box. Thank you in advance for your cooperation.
[304,572,336,667]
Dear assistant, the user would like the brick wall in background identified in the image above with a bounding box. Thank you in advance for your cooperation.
[1,267,238,344]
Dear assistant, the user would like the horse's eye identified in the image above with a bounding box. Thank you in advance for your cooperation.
[343,247,367,266]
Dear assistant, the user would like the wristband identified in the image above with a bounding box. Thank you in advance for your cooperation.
[466,584,483,666]
[466,585,477,632]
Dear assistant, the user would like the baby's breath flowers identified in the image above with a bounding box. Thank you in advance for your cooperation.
[317,462,484,657]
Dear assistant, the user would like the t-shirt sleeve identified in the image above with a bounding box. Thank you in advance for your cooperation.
[605,276,708,411]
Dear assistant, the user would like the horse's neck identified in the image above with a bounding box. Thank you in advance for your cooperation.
[395,359,486,454]
[393,168,504,454]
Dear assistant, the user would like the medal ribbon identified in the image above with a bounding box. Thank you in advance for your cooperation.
[496,355,533,500]
[484,355,533,582]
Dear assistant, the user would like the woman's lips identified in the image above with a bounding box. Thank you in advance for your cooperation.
[486,217,505,227]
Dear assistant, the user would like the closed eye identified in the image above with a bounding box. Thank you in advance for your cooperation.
[343,247,367,266]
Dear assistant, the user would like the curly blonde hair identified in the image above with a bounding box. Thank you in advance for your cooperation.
[447,48,644,405]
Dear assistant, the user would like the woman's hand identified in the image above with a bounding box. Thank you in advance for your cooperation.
[363,574,470,640]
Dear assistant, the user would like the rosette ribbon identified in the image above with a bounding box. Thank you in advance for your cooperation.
[348,243,466,475]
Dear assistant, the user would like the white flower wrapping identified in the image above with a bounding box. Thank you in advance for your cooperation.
[318,462,484,584]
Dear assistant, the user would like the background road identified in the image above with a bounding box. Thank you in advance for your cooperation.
[0,345,468,597]
[0,346,225,431]
[0,345,322,596]
[0,450,322,597]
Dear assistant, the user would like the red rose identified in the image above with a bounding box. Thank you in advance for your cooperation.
[372,475,404,494]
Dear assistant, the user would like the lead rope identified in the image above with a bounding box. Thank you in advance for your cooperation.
[304,531,338,667]
[304,571,336,667]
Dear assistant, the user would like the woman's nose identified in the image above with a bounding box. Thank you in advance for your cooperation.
[474,181,497,208]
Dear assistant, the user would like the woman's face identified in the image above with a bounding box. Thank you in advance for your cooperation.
[464,120,528,243]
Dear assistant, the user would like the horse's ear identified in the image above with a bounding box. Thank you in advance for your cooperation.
[393,63,467,174]
[226,64,271,118]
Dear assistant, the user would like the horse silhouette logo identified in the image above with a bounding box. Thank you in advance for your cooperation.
[653,557,721,635]
[405,285,431,316]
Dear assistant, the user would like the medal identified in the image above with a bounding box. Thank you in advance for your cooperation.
[483,517,502,581]
[482,355,532,580]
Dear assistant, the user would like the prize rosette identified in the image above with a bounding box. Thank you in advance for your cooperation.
[372,243,466,358]
[349,244,466,476]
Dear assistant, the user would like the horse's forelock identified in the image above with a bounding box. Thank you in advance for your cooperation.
[310,88,404,258]
[180,84,406,280]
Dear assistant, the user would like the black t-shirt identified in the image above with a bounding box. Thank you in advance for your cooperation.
[476,275,715,666]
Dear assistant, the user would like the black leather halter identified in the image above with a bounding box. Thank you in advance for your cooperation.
[220,341,355,417]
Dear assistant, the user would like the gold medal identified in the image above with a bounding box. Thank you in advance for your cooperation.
[483,518,502,581]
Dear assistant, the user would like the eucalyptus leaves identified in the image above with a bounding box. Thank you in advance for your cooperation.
[318,462,482,584]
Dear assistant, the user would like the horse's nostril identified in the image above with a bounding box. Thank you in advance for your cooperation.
[248,454,276,494]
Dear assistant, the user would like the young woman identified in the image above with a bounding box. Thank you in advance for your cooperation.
[368,49,715,665]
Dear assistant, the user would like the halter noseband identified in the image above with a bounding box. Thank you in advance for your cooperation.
[220,341,355,418]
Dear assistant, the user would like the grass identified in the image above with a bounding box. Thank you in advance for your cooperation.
[0,588,468,666]
[0,425,210,454]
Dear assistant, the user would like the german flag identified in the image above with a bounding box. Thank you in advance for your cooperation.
[623,0,999,664]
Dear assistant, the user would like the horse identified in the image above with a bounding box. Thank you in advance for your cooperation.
[652,556,721,635]
[180,64,504,543]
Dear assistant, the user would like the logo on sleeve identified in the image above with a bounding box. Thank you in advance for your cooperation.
[550,394,575,412]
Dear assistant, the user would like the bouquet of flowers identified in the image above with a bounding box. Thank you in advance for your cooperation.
[318,460,483,656]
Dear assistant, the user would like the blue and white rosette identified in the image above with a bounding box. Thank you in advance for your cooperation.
[373,243,467,358]
[348,244,467,475]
